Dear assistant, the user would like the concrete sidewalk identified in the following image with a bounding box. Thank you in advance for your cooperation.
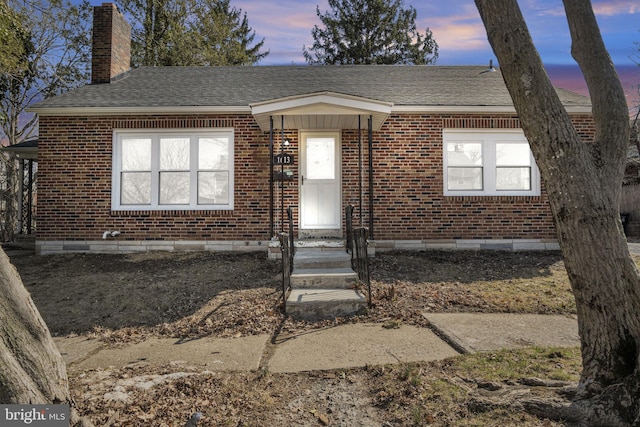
[425,313,579,354]
[54,313,580,373]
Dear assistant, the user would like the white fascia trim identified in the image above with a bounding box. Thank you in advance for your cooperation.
[25,105,252,116]
[392,105,592,114]
[27,103,592,117]
[250,91,393,116]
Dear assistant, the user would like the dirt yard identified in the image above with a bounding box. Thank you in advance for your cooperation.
[11,249,574,341]
[10,249,579,426]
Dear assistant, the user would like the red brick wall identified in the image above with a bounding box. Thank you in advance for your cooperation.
[36,112,594,245]
[341,114,594,241]
[38,114,273,242]
[356,114,550,240]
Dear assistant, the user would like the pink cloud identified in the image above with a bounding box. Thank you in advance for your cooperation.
[425,11,491,54]
[547,64,640,112]
[546,65,588,95]
[233,0,323,63]
[236,1,320,33]
[540,0,639,16]
[592,0,639,16]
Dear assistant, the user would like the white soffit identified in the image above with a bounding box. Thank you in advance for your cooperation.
[250,92,393,131]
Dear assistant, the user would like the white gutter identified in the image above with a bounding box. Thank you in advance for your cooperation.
[25,105,252,116]
[27,104,593,116]
[391,105,593,115]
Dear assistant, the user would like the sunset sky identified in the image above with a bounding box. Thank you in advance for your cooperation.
[231,0,640,108]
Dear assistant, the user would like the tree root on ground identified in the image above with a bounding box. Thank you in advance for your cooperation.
[450,376,640,427]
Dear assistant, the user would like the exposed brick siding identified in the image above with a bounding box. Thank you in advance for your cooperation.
[356,114,552,241]
[36,113,594,246]
[38,114,271,242]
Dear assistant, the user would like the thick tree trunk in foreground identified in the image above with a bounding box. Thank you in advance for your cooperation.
[0,249,90,425]
[475,0,640,424]
[0,249,68,403]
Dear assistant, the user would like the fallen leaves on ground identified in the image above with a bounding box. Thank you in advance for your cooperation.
[12,249,575,345]
[11,249,581,426]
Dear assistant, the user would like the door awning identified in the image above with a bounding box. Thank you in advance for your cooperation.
[250,92,392,132]
[1,139,38,160]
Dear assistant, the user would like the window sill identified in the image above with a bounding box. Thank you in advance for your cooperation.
[443,194,544,203]
[110,209,234,217]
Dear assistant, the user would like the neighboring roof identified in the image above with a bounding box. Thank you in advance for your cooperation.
[27,65,592,117]
[1,139,38,160]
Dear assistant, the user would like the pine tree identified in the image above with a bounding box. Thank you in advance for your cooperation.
[303,0,438,65]
[189,0,268,66]
[117,0,268,67]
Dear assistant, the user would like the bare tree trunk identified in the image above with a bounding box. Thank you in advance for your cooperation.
[475,0,640,424]
[0,249,91,425]
[0,250,69,403]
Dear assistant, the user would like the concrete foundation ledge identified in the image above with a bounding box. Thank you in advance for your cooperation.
[36,238,559,255]
[374,239,559,252]
[36,239,269,255]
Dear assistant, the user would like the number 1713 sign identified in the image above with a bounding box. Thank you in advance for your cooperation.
[273,154,294,165]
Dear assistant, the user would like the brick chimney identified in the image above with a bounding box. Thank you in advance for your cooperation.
[91,3,131,84]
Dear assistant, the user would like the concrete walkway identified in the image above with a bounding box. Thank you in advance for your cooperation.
[628,242,640,254]
[54,313,580,373]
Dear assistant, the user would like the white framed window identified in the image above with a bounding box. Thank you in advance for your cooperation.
[443,129,540,196]
[112,129,234,210]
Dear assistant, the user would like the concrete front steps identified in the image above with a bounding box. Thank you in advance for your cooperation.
[286,247,367,320]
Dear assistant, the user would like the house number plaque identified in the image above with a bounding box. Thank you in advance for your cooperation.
[273,153,294,165]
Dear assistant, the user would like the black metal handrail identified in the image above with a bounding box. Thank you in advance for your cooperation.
[279,232,292,314]
[345,204,354,254]
[353,227,372,308]
[287,206,295,266]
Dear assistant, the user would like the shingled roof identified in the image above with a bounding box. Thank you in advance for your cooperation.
[28,65,591,114]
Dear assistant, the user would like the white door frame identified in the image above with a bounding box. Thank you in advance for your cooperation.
[299,131,342,237]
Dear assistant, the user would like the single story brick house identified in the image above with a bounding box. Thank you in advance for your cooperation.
[27,3,593,255]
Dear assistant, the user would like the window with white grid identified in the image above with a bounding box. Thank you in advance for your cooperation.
[443,130,540,196]
[112,129,234,210]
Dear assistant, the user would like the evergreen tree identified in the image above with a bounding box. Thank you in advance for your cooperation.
[303,0,438,65]
[189,0,268,66]
[117,0,268,67]
[0,3,31,77]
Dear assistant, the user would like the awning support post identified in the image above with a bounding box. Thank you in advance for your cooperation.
[16,159,24,234]
[27,160,33,234]
[368,115,374,239]
[269,116,274,238]
[280,116,285,232]
[358,116,363,227]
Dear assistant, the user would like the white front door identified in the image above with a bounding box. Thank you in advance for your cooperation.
[300,131,341,236]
